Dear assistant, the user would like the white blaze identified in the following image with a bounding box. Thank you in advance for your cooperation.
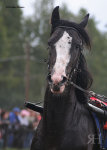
[54,31,72,76]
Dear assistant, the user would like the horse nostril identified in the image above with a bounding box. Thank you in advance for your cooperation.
[47,74,52,84]
[61,76,67,85]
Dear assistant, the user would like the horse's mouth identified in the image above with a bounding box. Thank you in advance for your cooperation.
[47,74,67,94]
[51,85,65,94]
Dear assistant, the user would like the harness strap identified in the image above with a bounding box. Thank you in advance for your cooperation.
[70,81,90,96]
[70,81,107,103]
[68,51,81,81]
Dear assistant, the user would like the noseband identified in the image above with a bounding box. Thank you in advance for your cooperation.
[47,26,83,86]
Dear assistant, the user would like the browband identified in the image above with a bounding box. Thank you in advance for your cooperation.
[54,26,83,45]
[55,25,79,32]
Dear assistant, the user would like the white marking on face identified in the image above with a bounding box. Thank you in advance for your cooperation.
[53,31,72,76]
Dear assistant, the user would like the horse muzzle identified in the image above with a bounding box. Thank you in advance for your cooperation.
[47,74,67,94]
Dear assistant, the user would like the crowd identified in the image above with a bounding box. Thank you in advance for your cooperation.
[0,107,41,149]
[1,106,106,149]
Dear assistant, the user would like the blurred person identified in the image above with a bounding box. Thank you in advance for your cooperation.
[9,107,20,124]
[27,109,36,124]
[28,109,41,129]
[0,131,3,149]
[7,107,20,147]
[0,110,9,148]
[1,111,9,124]
[18,109,30,126]
[0,109,4,148]
[32,113,41,130]
[18,109,32,149]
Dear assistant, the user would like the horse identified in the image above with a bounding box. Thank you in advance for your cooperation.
[31,6,100,150]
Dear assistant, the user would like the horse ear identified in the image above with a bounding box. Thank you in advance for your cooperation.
[51,6,60,26]
[79,14,89,28]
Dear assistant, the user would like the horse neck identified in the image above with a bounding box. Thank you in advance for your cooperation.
[43,85,77,133]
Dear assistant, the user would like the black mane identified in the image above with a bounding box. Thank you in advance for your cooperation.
[75,53,93,103]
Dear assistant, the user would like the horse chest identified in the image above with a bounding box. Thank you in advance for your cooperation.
[45,120,88,150]
[60,130,88,150]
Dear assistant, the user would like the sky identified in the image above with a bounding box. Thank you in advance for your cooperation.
[19,0,107,32]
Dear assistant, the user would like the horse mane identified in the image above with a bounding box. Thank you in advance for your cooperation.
[76,53,93,103]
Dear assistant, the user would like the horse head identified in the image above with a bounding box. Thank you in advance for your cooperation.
[47,6,92,95]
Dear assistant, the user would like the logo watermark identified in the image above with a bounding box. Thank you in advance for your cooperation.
[87,134,102,145]
[3,0,24,8]
[6,6,24,8]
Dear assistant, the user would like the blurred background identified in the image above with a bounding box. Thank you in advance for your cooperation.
[0,0,107,149]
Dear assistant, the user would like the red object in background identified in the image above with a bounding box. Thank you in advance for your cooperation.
[104,122,107,130]
[38,114,41,121]
[90,97,107,130]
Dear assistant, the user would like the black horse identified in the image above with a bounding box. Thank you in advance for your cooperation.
[31,6,100,150]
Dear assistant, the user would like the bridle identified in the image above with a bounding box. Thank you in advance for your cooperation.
[67,48,82,84]
[47,25,83,86]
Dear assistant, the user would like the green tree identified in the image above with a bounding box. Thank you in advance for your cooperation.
[0,0,24,108]
[21,0,54,103]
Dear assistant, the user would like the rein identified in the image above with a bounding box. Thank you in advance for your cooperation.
[70,81,107,103]
[25,81,107,119]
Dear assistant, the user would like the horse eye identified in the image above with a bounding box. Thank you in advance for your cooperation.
[76,45,80,49]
